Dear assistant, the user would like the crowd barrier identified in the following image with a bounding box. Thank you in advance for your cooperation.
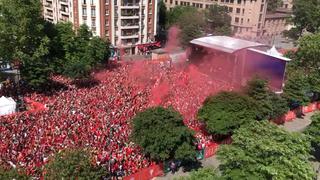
[204,143,219,158]
[274,101,320,124]
[123,164,164,180]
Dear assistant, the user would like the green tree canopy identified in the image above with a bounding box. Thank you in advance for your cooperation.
[0,166,29,180]
[218,121,315,180]
[131,106,196,162]
[283,70,311,106]
[205,5,232,36]
[305,113,320,148]
[245,77,288,120]
[44,149,108,179]
[177,168,220,180]
[167,6,205,47]
[0,0,51,88]
[295,32,320,70]
[197,91,258,135]
[48,23,110,79]
[267,0,282,12]
[158,0,167,30]
[291,0,320,37]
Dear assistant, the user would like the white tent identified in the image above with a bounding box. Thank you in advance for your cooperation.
[0,96,16,116]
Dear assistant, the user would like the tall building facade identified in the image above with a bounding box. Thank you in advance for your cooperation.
[42,0,158,55]
[165,0,268,40]
[42,0,75,24]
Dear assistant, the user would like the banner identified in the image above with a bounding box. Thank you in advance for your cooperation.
[124,164,163,180]
[204,143,219,158]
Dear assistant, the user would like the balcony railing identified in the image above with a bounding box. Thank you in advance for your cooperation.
[121,12,139,16]
[44,3,52,8]
[121,3,139,6]
[121,33,139,36]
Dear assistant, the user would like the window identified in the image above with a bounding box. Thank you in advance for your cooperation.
[82,8,87,16]
[206,4,209,8]
[237,0,241,4]
[92,19,96,27]
[175,1,178,5]
[235,17,239,23]
[260,4,264,12]
[241,18,243,24]
[230,0,234,3]
[236,8,240,14]
[259,14,262,21]
[90,0,94,5]
[82,0,86,4]
[242,9,244,14]
[200,4,203,8]
[228,7,233,12]
[170,0,172,4]
[91,7,96,17]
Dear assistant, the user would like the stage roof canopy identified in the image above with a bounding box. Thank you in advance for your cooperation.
[190,36,270,54]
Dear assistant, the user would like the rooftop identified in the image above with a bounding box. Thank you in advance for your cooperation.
[265,12,291,19]
[190,36,270,54]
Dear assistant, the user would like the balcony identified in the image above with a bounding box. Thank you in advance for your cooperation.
[60,9,69,15]
[44,12,53,17]
[121,25,139,29]
[120,3,140,9]
[120,15,139,19]
[60,0,68,5]
[44,3,52,8]
[121,41,138,46]
[121,33,139,39]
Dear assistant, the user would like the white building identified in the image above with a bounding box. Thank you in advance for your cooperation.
[42,0,158,55]
[42,0,75,24]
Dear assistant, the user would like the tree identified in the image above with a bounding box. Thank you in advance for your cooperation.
[131,107,196,162]
[45,22,76,74]
[205,5,232,36]
[283,70,311,107]
[177,168,220,180]
[0,0,51,88]
[0,166,29,180]
[87,37,110,66]
[158,0,167,31]
[51,24,109,79]
[295,32,320,71]
[305,113,320,148]
[267,0,282,12]
[245,77,288,120]
[218,121,315,180]
[269,92,290,119]
[63,54,92,79]
[44,149,108,179]
[166,6,205,47]
[197,92,258,135]
[290,0,320,38]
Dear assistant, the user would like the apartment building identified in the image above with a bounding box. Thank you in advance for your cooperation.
[42,0,158,55]
[42,0,75,24]
[165,0,268,40]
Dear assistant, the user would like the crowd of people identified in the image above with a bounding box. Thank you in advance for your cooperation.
[0,61,233,178]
